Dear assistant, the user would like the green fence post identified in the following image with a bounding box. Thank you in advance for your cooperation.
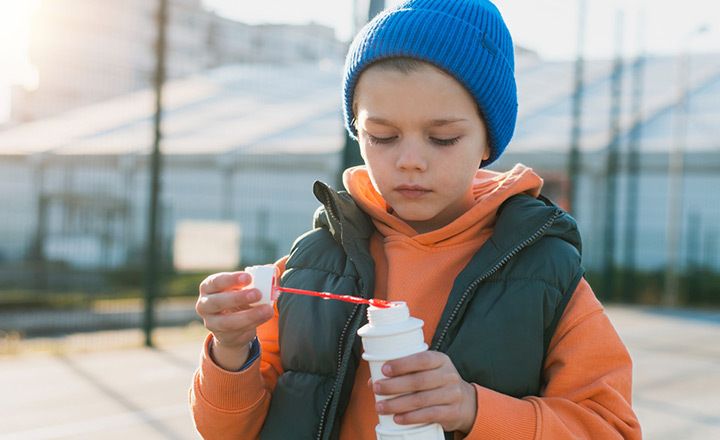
[144,0,168,348]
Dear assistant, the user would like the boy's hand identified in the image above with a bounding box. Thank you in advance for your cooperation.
[195,271,274,371]
[372,351,478,434]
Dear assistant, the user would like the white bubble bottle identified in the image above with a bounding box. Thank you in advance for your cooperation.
[357,301,445,440]
[244,264,279,307]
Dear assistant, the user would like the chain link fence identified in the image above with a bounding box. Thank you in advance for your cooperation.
[1,0,719,351]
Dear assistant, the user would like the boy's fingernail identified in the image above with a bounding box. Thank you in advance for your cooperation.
[373,383,381,393]
[375,402,383,413]
[382,364,392,375]
[249,290,261,301]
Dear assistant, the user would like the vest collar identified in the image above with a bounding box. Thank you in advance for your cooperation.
[314,181,580,263]
[313,180,376,301]
[313,180,375,245]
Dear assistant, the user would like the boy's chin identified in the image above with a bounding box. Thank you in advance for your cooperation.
[393,209,442,228]
[391,207,432,222]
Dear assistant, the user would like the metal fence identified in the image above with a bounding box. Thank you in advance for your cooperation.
[0,0,347,347]
[1,0,719,350]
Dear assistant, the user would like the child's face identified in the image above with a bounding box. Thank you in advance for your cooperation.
[353,63,490,233]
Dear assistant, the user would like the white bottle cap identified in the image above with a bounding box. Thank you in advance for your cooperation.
[358,302,426,361]
[367,301,409,326]
[245,265,277,307]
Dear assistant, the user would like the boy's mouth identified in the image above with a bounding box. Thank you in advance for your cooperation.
[395,184,432,199]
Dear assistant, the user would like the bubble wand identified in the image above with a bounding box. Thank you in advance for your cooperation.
[245,265,392,308]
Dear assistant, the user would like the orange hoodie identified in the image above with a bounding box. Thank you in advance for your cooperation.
[190,164,641,439]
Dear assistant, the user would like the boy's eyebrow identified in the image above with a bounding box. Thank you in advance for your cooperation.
[364,117,468,126]
[428,118,468,126]
[365,117,395,126]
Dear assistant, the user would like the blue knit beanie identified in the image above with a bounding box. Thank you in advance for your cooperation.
[343,0,516,168]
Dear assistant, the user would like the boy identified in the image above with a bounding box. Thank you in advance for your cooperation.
[190,0,641,438]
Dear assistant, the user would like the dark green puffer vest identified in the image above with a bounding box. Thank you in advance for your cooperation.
[259,181,584,440]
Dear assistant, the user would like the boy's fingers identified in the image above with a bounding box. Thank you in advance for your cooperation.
[376,388,453,416]
[373,370,447,396]
[199,272,251,295]
[392,404,451,427]
[382,351,445,377]
[196,289,261,315]
[204,304,274,333]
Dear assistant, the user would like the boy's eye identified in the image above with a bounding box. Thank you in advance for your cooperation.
[367,134,398,145]
[430,137,461,146]
[363,132,461,146]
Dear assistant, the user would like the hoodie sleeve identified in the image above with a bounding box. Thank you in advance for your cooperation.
[189,257,287,440]
[462,278,642,440]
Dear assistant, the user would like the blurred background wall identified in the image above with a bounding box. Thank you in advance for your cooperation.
[0,0,718,342]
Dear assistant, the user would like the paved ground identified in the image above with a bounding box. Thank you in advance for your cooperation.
[609,307,720,440]
[1,306,719,439]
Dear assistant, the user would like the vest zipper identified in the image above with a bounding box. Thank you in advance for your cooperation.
[316,302,361,440]
[321,189,341,225]
[316,189,354,440]
[431,209,563,351]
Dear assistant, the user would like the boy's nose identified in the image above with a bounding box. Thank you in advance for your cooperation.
[395,142,427,172]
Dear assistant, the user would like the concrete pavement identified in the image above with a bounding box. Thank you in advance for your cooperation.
[0,329,203,440]
[609,306,720,440]
[1,306,719,439]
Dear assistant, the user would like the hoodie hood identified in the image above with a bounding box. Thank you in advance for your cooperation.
[343,163,544,247]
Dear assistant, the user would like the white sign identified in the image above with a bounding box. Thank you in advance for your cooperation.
[173,220,240,271]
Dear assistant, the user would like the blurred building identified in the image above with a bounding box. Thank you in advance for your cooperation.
[0,53,719,277]
[9,0,345,122]
[0,62,344,272]
[495,53,720,274]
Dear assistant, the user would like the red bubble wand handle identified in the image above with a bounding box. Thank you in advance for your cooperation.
[274,286,392,308]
